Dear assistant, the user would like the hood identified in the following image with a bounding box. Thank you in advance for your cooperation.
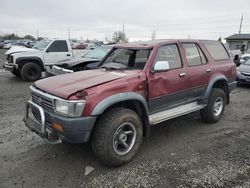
[239,64,250,73]
[58,57,101,68]
[5,46,39,55]
[35,69,137,99]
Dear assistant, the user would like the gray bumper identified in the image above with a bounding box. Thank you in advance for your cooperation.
[23,100,96,144]
[3,62,16,71]
[236,72,250,84]
[46,65,73,76]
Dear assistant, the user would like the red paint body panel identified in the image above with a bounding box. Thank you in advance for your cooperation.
[83,71,147,115]
[35,69,133,99]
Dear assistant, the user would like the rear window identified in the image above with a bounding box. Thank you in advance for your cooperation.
[202,40,229,61]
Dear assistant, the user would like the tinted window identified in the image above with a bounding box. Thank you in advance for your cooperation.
[202,40,229,60]
[47,40,68,52]
[183,43,207,66]
[155,44,182,69]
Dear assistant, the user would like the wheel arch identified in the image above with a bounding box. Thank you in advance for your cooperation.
[91,92,150,136]
[16,57,45,71]
[201,75,230,104]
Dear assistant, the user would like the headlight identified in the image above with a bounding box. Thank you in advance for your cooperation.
[54,99,85,117]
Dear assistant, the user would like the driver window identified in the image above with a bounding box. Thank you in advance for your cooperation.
[112,49,131,66]
[47,40,68,52]
[155,44,182,69]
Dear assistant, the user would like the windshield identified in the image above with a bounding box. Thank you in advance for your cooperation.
[101,48,151,70]
[33,39,52,51]
[243,58,250,65]
[84,46,111,59]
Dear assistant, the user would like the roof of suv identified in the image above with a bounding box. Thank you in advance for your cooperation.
[114,39,209,49]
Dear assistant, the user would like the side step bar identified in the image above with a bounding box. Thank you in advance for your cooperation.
[149,102,206,125]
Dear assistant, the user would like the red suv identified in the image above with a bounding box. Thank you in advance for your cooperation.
[24,39,236,166]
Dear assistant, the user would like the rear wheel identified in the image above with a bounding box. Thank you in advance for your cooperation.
[21,63,42,82]
[200,88,226,123]
[91,107,143,167]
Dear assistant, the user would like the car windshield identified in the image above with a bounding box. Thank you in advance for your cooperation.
[243,58,250,65]
[84,46,111,59]
[33,39,52,51]
[101,48,151,70]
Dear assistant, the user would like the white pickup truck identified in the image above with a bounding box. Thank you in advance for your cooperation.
[3,39,86,81]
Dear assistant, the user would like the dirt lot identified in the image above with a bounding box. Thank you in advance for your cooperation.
[0,48,250,187]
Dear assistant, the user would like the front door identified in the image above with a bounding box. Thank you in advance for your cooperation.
[148,43,190,114]
[44,40,72,65]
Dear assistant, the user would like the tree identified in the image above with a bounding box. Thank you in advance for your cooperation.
[3,33,19,40]
[24,35,35,40]
[112,31,128,43]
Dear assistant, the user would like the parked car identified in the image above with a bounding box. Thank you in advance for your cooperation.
[46,45,113,76]
[3,39,86,81]
[23,39,236,166]
[240,54,250,64]
[236,58,250,85]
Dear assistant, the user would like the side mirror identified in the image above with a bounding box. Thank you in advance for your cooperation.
[153,61,170,72]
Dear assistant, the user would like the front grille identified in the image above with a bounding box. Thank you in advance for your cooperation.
[32,93,54,111]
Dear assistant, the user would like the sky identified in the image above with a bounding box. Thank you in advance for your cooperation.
[0,0,250,42]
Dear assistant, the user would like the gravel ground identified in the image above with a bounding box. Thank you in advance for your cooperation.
[0,48,250,187]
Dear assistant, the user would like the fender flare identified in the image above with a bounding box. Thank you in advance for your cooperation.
[201,75,229,101]
[16,57,45,70]
[91,92,149,115]
[91,92,150,136]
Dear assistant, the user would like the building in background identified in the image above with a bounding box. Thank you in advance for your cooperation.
[225,34,250,53]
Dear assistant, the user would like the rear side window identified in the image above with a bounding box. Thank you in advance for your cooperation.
[47,40,68,52]
[155,44,182,69]
[183,43,207,66]
[202,40,229,61]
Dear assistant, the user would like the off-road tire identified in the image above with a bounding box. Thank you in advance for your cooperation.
[20,63,42,82]
[200,88,226,123]
[91,107,143,167]
[11,69,21,77]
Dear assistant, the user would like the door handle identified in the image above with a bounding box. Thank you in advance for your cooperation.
[66,54,71,56]
[206,68,211,73]
[179,72,186,77]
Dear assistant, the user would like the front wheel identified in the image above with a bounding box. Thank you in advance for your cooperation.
[91,107,143,167]
[11,69,21,77]
[20,63,42,82]
[200,88,226,123]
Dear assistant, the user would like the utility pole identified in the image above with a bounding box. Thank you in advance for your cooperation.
[122,24,125,43]
[36,29,39,40]
[239,14,243,34]
[68,27,71,40]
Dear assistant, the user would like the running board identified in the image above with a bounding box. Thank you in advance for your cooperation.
[149,102,206,125]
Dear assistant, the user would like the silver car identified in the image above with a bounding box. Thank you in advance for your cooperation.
[237,58,250,85]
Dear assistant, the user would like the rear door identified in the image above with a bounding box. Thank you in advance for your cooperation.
[181,42,211,102]
[44,40,72,65]
[147,43,190,114]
